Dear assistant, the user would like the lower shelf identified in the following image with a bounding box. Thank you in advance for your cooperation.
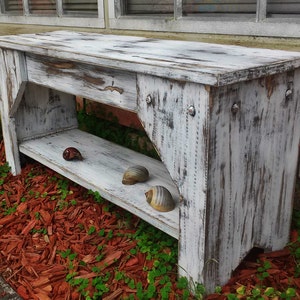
[19,129,180,239]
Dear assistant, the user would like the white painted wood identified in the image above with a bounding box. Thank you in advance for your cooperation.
[137,74,209,286]
[0,50,27,116]
[203,70,300,291]
[19,128,180,238]
[0,31,299,86]
[0,49,27,175]
[26,54,137,112]
[15,83,78,142]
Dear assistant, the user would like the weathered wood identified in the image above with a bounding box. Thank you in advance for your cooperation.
[204,70,300,291]
[137,74,209,284]
[26,54,137,112]
[19,128,180,238]
[0,31,299,86]
[0,49,27,175]
[15,83,78,142]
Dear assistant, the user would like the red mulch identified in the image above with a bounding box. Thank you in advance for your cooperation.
[0,139,299,299]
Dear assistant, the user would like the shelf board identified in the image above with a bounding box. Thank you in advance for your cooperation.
[19,129,180,239]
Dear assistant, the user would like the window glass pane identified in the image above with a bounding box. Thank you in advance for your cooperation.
[4,0,23,14]
[63,0,98,16]
[267,0,300,14]
[28,0,56,15]
[125,0,173,14]
[183,0,257,15]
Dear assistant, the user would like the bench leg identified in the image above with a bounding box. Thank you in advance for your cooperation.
[0,49,27,175]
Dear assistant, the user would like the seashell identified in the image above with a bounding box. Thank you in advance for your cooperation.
[145,186,175,212]
[122,165,149,185]
[63,147,83,161]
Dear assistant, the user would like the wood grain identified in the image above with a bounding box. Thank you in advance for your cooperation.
[137,74,210,285]
[19,128,180,238]
[0,49,27,175]
[204,70,300,291]
[0,31,299,86]
[15,83,78,142]
[26,54,137,112]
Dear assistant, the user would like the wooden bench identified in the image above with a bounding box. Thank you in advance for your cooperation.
[0,31,300,293]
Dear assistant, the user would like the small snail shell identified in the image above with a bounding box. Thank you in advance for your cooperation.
[63,147,83,161]
[145,186,175,212]
[122,165,149,185]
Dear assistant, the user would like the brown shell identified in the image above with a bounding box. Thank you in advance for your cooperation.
[122,165,149,185]
[63,147,83,161]
[145,186,175,212]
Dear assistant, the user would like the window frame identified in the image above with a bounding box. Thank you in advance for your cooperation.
[0,0,105,28]
[109,0,300,38]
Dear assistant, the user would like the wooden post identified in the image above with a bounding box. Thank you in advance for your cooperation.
[0,49,27,175]
[137,75,210,286]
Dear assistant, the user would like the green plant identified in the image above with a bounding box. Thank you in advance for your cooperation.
[257,260,271,282]
[77,108,159,159]
[0,163,10,185]
[59,249,77,261]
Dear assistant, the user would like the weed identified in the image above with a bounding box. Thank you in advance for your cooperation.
[77,108,159,159]
[87,225,96,235]
[59,249,77,261]
[0,163,10,185]
[257,260,271,282]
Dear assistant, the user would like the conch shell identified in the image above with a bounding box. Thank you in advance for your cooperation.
[122,165,149,185]
[63,147,83,161]
[145,186,175,212]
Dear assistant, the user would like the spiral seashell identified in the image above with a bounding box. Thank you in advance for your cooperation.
[63,147,83,161]
[122,165,149,185]
[145,186,175,212]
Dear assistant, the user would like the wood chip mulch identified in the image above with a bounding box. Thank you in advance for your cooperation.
[0,141,190,299]
[0,139,300,299]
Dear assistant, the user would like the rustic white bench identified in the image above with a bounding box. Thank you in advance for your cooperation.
[0,31,300,293]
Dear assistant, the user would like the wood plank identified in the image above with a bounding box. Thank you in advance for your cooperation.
[137,74,209,286]
[0,49,27,116]
[15,83,78,142]
[26,54,137,112]
[0,31,299,86]
[0,49,27,175]
[19,128,180,238]
[204,70,300,291]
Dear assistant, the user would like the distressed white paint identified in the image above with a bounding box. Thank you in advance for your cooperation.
[0,0,105,28]
[0,49,27,174]
[26,54,137,112]
[15,83,78,142]
[203,70,300,291]
[0,32,299,294]
[19,128,180,238]
[0,31,299,86]
[137,75,209,285]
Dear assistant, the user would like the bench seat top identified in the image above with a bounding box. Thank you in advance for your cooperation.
[0,30,299,86]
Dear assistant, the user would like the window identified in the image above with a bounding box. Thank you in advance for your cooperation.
[28,0,56,15]
[2,0,23,14]
[109,0,300,38]
[182,0,257,15]
[0,0,104,27]
[62,0,98,16]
